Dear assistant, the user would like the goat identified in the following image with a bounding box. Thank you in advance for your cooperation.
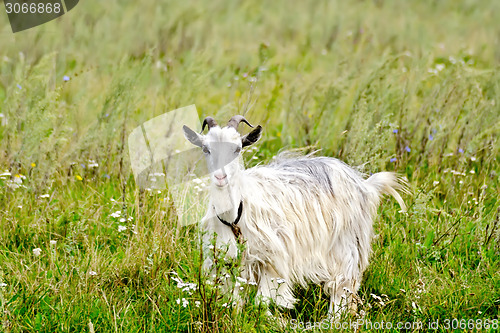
[183,115,407,317]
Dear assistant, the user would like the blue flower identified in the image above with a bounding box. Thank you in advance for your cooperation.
[393,129,398,134]
[390,157,397,163]
[405,146,411,152]
[458,148,464,153]
[16,84,22,90]
[63,75,70,81]
[429,134,433,140]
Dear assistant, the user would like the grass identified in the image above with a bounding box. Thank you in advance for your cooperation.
[0,0,499,331]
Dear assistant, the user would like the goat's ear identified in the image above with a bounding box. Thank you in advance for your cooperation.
[183,125,203,147]
[241,125,262,148]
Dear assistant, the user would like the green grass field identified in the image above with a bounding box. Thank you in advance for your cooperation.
[0,0,499,331]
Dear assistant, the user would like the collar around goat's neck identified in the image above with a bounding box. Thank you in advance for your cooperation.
[215,200,243,242]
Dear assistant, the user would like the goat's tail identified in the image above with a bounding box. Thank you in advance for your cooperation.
[366,172,409,212]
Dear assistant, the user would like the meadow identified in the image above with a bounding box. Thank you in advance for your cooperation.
[0,0,499,331]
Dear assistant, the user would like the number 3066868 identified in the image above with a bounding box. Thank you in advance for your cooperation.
[5,1,62,14]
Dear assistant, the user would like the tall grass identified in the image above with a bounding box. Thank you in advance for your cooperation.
[0,0,499,331]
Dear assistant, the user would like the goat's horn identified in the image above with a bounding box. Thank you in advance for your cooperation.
[201,116,218,133]
[227,115,254,130]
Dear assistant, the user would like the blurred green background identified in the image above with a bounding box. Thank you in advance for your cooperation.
[0,0,499,331]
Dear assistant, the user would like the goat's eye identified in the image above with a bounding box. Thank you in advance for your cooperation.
[202,146,210,154]
[235,147,241,154]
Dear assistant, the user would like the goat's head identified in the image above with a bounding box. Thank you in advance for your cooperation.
[183,115,262,188]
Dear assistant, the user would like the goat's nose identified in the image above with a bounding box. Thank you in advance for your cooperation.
[214,174,227,180]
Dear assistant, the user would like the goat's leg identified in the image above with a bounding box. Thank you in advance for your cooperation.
[256,268,296,310]
[327,279,358,320]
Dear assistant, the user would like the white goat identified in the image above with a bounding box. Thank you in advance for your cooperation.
[183,115,407,316]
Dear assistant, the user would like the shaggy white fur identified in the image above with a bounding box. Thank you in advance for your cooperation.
[183,116,407,317]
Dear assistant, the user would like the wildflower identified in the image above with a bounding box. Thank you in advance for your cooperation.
[276,278,286,285]
[0,282,6,288]
[405,146,411,152]
[176,298,188,308]
[449,170,466,176]
[76,175,83,181]
[40,194,50,198]
[17,205,22,209]
[392,129,398,134]
[119,218,126,223]
[33,248,42,256]
[110,211,121,218]
[390,157,397,163]
[435,64,445,71]
[458,148,464,154]
[195,301,201,308]
[89,271,97,276]
[470,156,476,161]
[118,225,127,232]
[88,162,98,168]
[469,170,475,174]
[31,163,36,167]
[110,198,116,202]
[171,276,197,291]
[433,181,440,186]
[63,75,70,81]
[428,134,433,140]
[50,240,57,245]
[16,84,22,90]
[236,277,247,284]
[222,303,228,308]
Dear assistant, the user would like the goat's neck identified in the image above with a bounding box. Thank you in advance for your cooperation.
[210,176,242,222]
